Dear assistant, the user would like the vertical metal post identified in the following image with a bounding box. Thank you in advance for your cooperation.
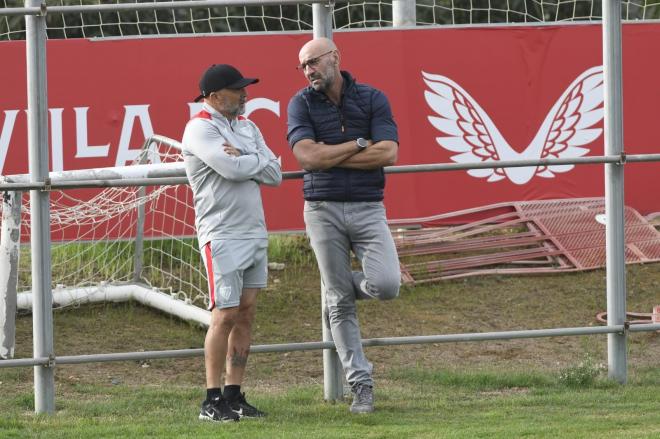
[0,191,22,360]
[321,281,343,401]
[132,189,146,282]
[393,0,416,27]
[132,151,148,283]
[26,0,55,412]
[602,0,627,384]
[312,0,341,401]
[312,1,333,39]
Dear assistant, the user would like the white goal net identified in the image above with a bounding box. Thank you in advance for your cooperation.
[6,137,210,309]
[2,0,660,41]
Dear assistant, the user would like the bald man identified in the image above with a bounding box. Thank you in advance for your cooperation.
[287,38,401,414]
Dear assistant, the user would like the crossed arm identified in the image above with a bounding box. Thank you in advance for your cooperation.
[184,120,282,186]
[292,138,398,171]
[225,137,282,186]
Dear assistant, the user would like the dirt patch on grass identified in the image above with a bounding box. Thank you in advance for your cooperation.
[477,387,531,397]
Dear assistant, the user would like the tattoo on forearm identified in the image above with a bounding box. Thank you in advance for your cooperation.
[228,347,250,368]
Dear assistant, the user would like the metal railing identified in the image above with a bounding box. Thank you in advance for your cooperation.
[3,133,660,392]
[2,323,659,369]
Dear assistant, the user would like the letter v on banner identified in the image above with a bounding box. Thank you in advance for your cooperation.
[115,105,155,167]
[0,110,19,175]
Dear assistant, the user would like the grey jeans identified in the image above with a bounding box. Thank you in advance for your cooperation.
[304,200,400,387]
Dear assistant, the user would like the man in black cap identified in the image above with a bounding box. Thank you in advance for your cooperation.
[182,64,282,423]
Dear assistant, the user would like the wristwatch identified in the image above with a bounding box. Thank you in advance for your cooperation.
[356,137,369,151]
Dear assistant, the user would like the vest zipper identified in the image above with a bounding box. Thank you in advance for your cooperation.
[338,106,345,133]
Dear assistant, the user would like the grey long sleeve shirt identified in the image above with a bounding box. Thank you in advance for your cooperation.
[182,103,282,247]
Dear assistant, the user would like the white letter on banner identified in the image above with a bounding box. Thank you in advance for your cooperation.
[245,98,280,118]
[188,102,203,118]
[115,105,155,167]
[49,108,64,172]
[187,98,280,119]
[0,110,19,175]
[75,107,110,158]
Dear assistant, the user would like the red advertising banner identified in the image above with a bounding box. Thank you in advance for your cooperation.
[1,24,659,232]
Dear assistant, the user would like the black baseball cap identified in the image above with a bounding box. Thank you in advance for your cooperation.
[194,64,259,102]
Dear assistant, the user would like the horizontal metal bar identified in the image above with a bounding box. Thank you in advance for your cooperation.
[621,153,660,163]
[0,0,327,18]
[0,342,334,367]
[54,340,334,365]
[362,325,625,346]
[0,176,190,191]
[386,152,660,174]
[627,323,660,332]
[0,7,42,17]
[3,152,659,192]
[386,154,622,175]
[55,348,203,365]
[0,356,49,367]
[6,161,186,185]
[5,323,656,369]
[0,174,300,191]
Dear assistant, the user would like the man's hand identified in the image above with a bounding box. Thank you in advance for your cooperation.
[292,139,359,171]
[223,142,241,157]
[338,140,398,170]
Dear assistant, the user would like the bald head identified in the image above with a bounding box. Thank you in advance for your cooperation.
[297,37,342,97]
[298,37,337,63]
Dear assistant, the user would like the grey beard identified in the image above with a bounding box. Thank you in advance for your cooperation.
[225,104,245,118]
[311,70,335,93]
[312,78,330,93]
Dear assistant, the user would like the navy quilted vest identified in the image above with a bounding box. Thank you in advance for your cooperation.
[289,71,397,202]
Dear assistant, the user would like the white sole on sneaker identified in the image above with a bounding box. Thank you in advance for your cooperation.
[198,414,239,423]
[350,407,374,414]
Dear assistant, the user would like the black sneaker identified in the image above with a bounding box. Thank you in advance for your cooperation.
[199,396,240,423]
[350,383,374,414]
[227,392,266,418]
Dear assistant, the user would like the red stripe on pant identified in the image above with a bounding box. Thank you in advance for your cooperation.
[204,242,215,309]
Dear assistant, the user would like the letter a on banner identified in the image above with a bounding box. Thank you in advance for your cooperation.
[115,105,155,167]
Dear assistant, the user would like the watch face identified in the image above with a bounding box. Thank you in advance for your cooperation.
[357,138,368,149]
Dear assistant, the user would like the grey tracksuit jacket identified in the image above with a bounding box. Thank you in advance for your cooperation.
[181,103,282,247]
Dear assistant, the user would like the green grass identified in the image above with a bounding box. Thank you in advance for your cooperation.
[267,233,315,266]
[15,234,314,308]
[19,234,311,285]
[0,368,658,438]
[5,236,660,437]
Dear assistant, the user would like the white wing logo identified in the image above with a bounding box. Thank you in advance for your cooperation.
[423,66,604,184]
